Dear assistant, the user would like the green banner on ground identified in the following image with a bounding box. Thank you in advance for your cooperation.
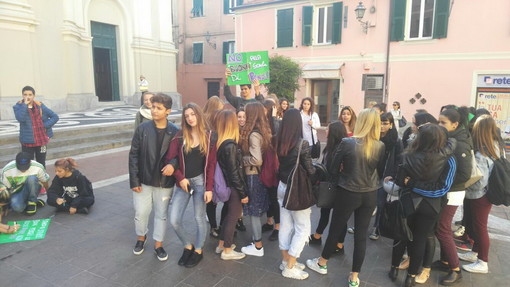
[0,219,51,244]
[226,51,270,86]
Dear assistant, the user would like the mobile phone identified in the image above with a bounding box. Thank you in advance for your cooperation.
[187,184,194,195]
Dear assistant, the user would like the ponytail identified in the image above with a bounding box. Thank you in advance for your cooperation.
[54,158,77,171]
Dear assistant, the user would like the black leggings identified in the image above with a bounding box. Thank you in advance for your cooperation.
[266,186,280,224]
[322,187,376,272]
[391,199,440,275]
[207,202,229,229]
[315,207,347,243]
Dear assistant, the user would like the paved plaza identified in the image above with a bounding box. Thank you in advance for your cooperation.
[1,106,510,287]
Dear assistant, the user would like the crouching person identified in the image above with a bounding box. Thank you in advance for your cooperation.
[0,152,48,215]
[47,158,94,214]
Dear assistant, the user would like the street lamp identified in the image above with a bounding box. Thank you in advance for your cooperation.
[354,1,370,34]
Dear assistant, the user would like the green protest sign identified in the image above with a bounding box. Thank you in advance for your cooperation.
[226,51,270,86]
[0,219,51,244]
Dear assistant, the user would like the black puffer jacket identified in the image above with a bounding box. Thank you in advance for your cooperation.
[328,137,385,192]
[278,140,316,184]
[129,120,179,188]
[449,127,473,191]
[377,127,403,179]
[217,140,247,199]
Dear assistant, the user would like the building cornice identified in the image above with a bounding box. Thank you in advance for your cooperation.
[0,0,38,32]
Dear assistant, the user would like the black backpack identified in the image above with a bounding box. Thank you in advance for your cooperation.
[487,157,510,206]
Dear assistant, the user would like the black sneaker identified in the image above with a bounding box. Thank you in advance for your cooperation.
[77,207,89,214]
[236,218,246,232]
[309,234,322,245]
[262,223,274,232]
[210,227,220,239]
[333,245,344,255]
[184,251,203,268]
[133,236,147,255]
[155,247,168,261]
[25,202,37,215]
[269,229,279,241]
[178,247,194,266]
[431,260,450,272]
[36,199,45,207]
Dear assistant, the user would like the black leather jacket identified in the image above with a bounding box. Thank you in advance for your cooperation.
[449,127,473,191]
[217,140,247,199]
[129,120,180,188]
[278,140,316,184]
[328,137,385,192]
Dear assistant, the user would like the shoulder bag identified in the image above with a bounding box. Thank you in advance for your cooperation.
[283,140,316,210]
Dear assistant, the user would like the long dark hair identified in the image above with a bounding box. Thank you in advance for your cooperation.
[407,124,447,154]
[299,97,315,116]
[240,102,272,154]
[323,121,347,157]
[440,107,469,130]
[275,108,303,156]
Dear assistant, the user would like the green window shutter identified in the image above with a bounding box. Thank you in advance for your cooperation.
[193,43,203,64]
[433,0,450,39]
[390,0,406,41]
[302,6,312,46]
[224,0,230,14]
[277,9,293,48]
[222,42,229,64]
[237,0,243,5]
[192,0,203,17]
[332,2,343,44]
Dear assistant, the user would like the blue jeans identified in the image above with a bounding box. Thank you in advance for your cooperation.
[169,174,207,250]
[10,175,40,212]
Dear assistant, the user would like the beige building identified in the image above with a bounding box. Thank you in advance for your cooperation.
[0,0,179,120]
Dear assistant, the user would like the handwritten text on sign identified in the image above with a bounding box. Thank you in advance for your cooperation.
[227,51,270,86]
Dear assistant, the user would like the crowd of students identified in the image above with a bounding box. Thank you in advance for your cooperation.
[128,76,503,286]
[1,82,503,286]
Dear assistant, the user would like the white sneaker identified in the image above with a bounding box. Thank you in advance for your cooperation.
[306,257,327,275]
[215,244,236,254]
[241,243,264,257]
[458,251,478,263]
[415,268,430,284]
[282,266,309,280]
[462,259,488,274]
[453,225,465,237]
[221,249,246,260]
[279,261,305,271]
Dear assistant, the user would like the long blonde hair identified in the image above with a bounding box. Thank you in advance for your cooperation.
[353,108,381,158]
[472,115,501,159]
[216,110,239,148]
[181,103,208,154]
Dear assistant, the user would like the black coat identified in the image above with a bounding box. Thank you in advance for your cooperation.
[217,140,247,199]
[129,120,179,189]
[278,140,316,184]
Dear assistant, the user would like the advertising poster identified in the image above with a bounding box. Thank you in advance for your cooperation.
[226,51,270,86]
[0,219,51,244]
[476,75,510,135]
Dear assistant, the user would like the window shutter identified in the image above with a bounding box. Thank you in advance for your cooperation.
[433,0,450,39]
[193,43,203,64]
[224,0,230,14]
[302,6,312,46]
[390,0,406,41]
[277,9,293,48]
[332,2,343,44]
[222,42,229,64]
[237,0,243,5]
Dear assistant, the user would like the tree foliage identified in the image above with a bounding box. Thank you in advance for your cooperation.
[266,55,302,101]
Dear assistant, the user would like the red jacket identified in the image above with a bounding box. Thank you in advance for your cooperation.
[165,130,217,191]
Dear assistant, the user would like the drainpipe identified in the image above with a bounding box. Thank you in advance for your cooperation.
[383,0,393,104]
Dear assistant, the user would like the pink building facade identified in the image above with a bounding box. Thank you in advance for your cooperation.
[174,0,243,107]
[234,0,510,129]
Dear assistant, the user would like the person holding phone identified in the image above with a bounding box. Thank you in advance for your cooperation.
[163,103,217,268]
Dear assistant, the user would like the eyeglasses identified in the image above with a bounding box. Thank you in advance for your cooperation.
[381,122,391,126]
[392,104,398,106]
